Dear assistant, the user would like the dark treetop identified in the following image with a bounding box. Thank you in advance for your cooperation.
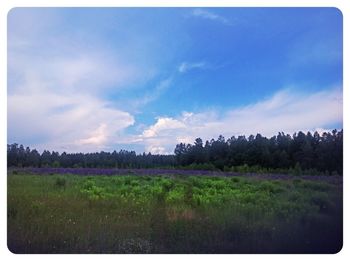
[8,129,343,175]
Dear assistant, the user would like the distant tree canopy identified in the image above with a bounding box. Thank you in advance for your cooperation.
[7,129,342,175]
[174,130,343,175]
[7,145,175,169]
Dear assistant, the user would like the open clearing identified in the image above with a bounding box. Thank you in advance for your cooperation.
[8,171,342,253]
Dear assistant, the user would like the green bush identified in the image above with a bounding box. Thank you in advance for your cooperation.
[303,168,322,176]
[130,179,140,187]
[81,185,106,200]
[82,180,95,190]
[231,177,240,183]
[235,164,249,173]
[166,186,185,203]
[160,179,174,192]
[258,181,278,193]
[80,179,107,200]
[181,163,217,171]
[301,181,331,192]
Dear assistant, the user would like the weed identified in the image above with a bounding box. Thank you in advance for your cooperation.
[55,177,66,189]
[301,181,331,192]
[231,177,240,183]
[7,173,342,254]
[8,206,17,219]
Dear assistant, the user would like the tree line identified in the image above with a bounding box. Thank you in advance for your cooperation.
[175,129,343,175]
[7,146,175,169]
[7,129,342,175]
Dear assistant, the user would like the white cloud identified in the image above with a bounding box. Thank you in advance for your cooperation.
[136,88,342,154]
[77,124,109,146]
[7,9,154,152]
[8,45,151,152]
[130,77,173,109]
[8,49,142,96]
[178,61,207,73]
[7,9,342,155]
[8,92,135,152]
[147,146,168,155]
[191,8,232,25]
[141,117,186,138]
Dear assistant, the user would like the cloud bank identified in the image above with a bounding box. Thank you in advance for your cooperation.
[7,9,342,154]
[8,92,135,152]
[137,88,342,154]
[7,9,143,152]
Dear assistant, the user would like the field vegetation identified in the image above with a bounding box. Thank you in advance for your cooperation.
[7,129,343,253]
[8,172,342,253]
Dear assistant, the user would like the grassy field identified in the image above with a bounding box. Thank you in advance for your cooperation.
[7,172,342,253]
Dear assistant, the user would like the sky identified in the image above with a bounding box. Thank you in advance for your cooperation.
[7,7,343,154]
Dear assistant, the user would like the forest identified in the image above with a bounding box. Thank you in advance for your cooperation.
[7,129,343,175]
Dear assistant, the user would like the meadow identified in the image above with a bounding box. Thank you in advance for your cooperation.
[7,170,342,253]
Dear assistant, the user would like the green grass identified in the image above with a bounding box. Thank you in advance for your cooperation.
[7,173,342,253]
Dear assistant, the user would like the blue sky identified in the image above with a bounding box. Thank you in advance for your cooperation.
[8,7,343,154]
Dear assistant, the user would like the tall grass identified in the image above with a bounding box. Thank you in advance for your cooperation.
[8,173,342,253]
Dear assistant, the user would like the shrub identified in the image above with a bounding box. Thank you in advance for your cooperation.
[223,166,232,172]
[231,177,240,183]
[292,163,302,176]
[81,183,106,200]
[288,167,295,175]
[310,192,334,212]
[130,180,140,187]
[87,186,106,200]
[258,181,276,193]
[249,165,260,173]
[331,170,339,176]
[301,181,331,192]
[82,180,95,190]
[303,168,321,176]
[293,178,302,185]
[182,163,217,171]
[166,186,185,203]
[160,179,174,192]
[150,185,164,198]
[123,176,133,185]
[236,164,249,173]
